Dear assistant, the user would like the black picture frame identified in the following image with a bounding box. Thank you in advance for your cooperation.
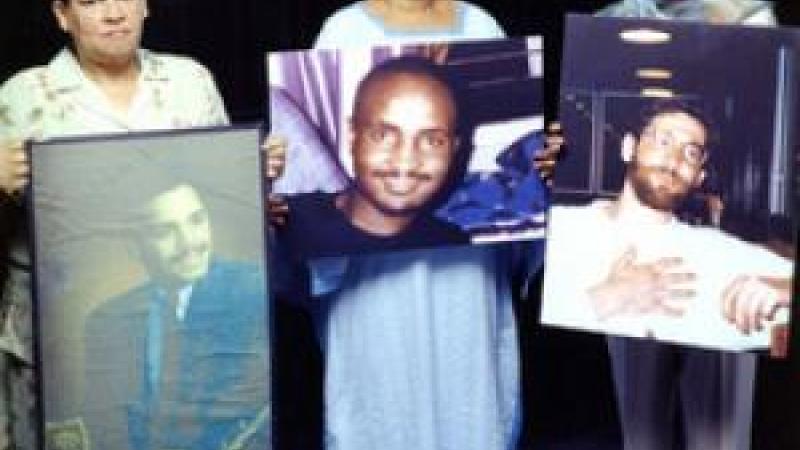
[29,125,272,450]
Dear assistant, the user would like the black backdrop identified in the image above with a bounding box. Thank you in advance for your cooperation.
[2,1,799,450]
[3,1,799,121]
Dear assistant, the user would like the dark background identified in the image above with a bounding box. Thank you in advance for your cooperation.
[2,1,799,450]
[2,1,799,121]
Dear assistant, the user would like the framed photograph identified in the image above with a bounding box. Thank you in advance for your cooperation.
[541,15,798,351]
[267,36,547,258]
[30,126,271,450]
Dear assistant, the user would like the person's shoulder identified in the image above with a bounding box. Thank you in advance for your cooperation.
[141,49,215,81]
[0,67,43,125]
[458,1,497,21]
[287,192,342,224]
[288,191,338,207]
[208,258,262,279]
[550,199,611,220]
[0,57,55,106]
[205,259,266,295]
[285,192,342,236]
[1,66,45,93]
[457,1,505,38]
[315,2,371,48]
[321,2,366,27]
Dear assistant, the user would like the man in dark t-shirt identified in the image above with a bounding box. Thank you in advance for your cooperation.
[283,56,471,258]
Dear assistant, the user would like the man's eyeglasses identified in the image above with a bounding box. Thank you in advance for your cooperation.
[641,127,708,166]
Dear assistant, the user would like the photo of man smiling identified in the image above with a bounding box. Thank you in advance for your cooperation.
[282,56,470,257]
[272,37,550,258]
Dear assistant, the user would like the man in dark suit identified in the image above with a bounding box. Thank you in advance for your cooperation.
[82,182,269,450]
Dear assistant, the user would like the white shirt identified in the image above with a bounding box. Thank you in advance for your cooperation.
[314,1,505,48]
[541,201,792,351]
[0,48,229,143]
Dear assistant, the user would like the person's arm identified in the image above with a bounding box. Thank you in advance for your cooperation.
[0,140,27,197]
[263,135,289,226]
[535,122,565,183]
[0,70,40,197]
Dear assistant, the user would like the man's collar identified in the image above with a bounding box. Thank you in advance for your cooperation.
[46,47,168,92]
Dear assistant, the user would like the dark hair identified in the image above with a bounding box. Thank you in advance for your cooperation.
[636,98,716,145]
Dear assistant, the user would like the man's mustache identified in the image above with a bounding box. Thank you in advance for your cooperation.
[371,169,433,182]
[636,163,686,184]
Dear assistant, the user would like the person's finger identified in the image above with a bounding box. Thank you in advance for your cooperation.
[11,149,27,162]
[610,246,637,274]
[762,297,786,322]
[544,135,565,150]
[266,194,289,227]
[533,159,557,172]
[12,178,27,191]
[546,121,562,133]
[267,193,286,205]
[735,279,760,334]
[263,135,288,180]
[659,271,696,285]
[535,148,561,163]
[262,134,287,152]
[651,256,684,271]
[721,275,746,324]
[270,215,287,226]
[15,163,29,176]
[269,203,289,214]
[429,43,450,65]
[747,290,768,333]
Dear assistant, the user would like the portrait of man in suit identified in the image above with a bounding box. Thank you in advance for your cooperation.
[81,179,269,450]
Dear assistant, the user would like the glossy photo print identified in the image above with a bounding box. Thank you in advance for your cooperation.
[541,15,798,351]
[267,37,547,258]
[30,126,271,450]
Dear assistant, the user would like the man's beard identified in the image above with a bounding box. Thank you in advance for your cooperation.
[628,161,691,213]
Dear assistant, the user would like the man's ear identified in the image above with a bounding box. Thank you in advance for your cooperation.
[621,133,636,163]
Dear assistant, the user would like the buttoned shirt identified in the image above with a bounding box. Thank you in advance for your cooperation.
[0,48,228,142]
